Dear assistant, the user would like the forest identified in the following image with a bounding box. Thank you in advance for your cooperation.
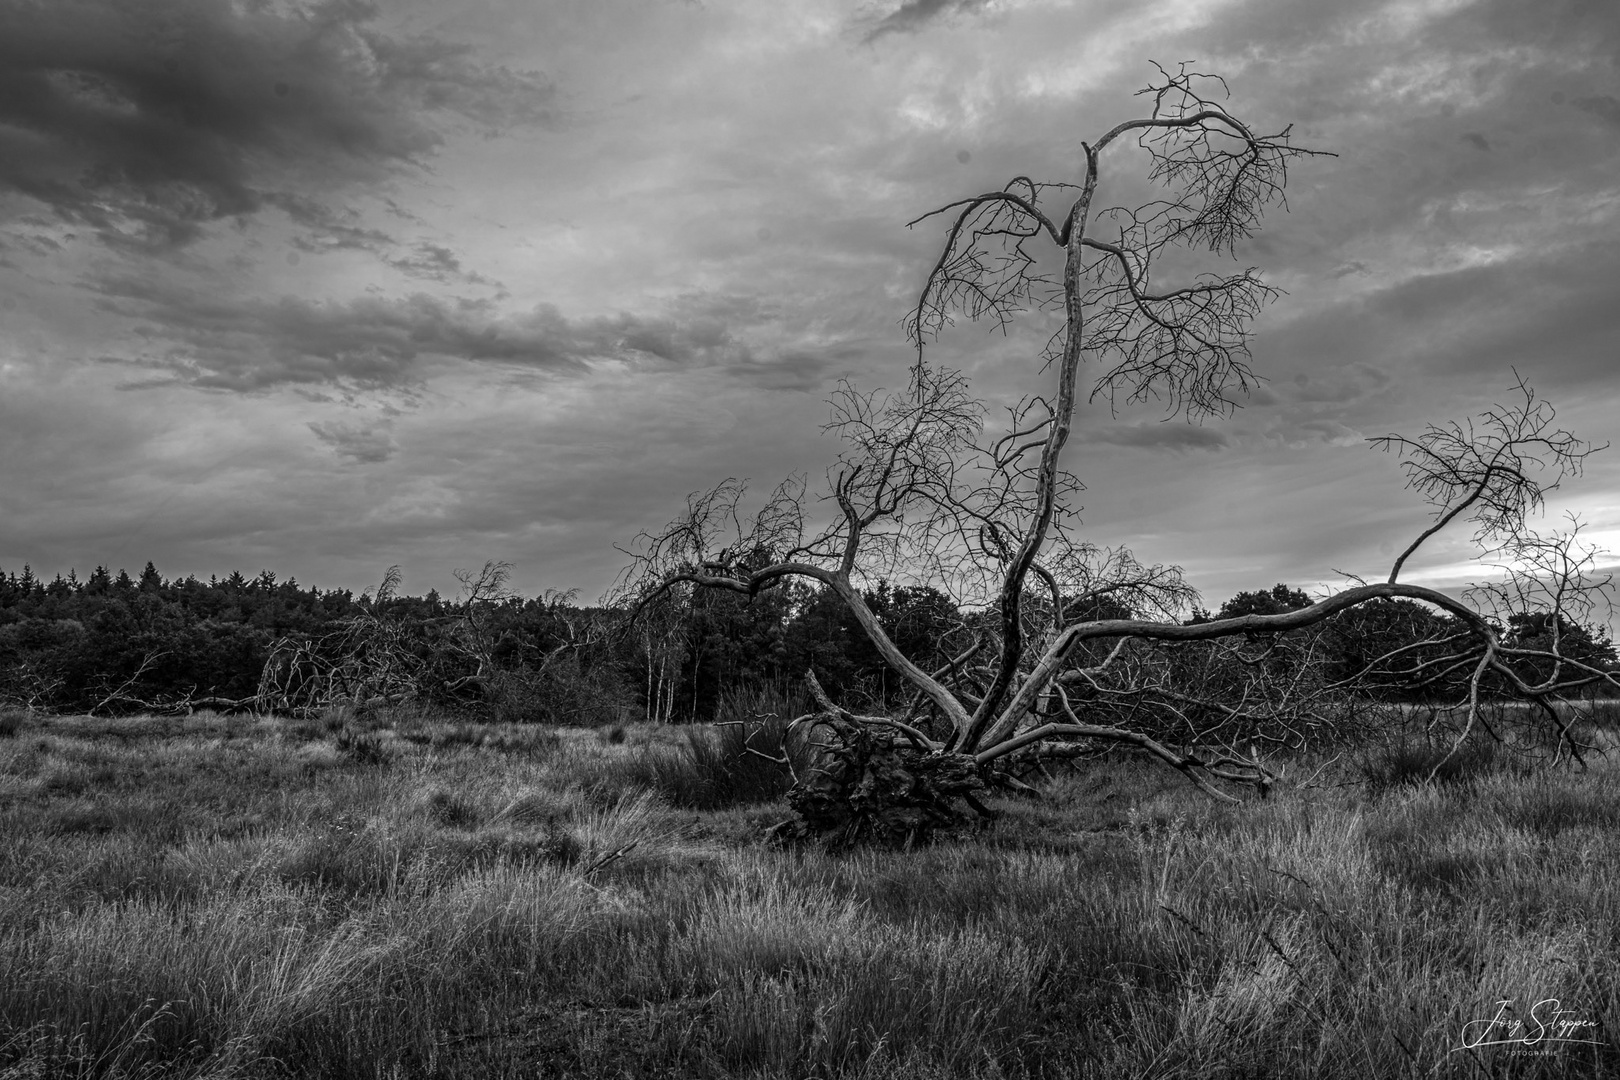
[2,560,1614,730]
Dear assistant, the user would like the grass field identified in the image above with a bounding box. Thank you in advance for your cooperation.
[1,708,1616,1078]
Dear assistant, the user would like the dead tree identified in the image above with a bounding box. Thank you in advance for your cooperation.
[257,566,430,714]
[449,564,621,722]
[622,65,1613,842]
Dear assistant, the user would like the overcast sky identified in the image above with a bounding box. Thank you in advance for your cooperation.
[1,0,1617,614]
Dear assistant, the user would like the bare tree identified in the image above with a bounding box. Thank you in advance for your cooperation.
[452,564,623,723]
[258,566,430,714]
[622,65,1613,843]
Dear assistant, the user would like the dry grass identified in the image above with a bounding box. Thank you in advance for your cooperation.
[0,711,1615,1077]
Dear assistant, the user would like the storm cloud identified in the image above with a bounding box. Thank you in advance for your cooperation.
[307,418,398,464]
[861,0,992,42]
[0,0,556,252]
[85,274,836,393]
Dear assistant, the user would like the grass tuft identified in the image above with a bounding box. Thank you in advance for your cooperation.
[645,683,817,811]
[334,726,389,766]
[0,709,25,739]
[1357,736,1510,795]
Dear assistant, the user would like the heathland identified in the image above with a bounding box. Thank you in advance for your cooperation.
[1,702,1616,1079]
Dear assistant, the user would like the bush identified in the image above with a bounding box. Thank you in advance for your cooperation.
[0,708,24,738]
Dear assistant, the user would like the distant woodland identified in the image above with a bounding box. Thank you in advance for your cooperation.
[2,562,1614,725]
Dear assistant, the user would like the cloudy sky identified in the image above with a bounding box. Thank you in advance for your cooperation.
[2,0,1617,613]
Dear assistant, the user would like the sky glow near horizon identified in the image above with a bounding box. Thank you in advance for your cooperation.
[1,0,1618,619]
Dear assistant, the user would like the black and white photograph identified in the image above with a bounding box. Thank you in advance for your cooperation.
[1,0,1617,1075]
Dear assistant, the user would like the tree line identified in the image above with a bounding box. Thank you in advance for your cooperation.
[0,560,981,721]
[2,561,1610,724]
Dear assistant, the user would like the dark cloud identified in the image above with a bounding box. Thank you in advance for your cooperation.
[1461,132,1490,152]
[862,0,991,42]
[0,0,556,252]
[1352,243,1619,394]
[86,276,837,392]
[1574,95,1620,129]
[719,350,833,392]
[1284,366,1393,406]
[386,241,490,284]
[90,279,590,389]
[272,194,398,254]
[307,419,397,464]
[1438,0,1620,58]
[1246,236,1620,465]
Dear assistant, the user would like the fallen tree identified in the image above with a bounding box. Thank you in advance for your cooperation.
[257,564,623,721]
[623,64,1614,844]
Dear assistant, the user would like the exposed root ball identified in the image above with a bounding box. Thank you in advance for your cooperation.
[770,716,992,848]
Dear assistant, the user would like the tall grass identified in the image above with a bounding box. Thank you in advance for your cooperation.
[1,710,1615,1077]
[582,683,817,811]
[1357,735,1515,794]
[660,684,815,810]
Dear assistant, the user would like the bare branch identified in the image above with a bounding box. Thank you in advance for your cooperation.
[1377,373,1603,582]
[615,63,1608,842]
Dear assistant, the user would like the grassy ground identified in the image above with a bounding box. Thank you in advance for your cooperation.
[0,708,1616,1078]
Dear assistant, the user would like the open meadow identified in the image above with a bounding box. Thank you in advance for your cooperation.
[1,707,1617,1079]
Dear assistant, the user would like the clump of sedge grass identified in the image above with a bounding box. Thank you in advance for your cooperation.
[334,726,388,766]
[0,708,25,739]
[649,684,817,811]
[1358,736,1507,796]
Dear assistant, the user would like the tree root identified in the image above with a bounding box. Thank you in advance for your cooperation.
[769,714,994,848]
